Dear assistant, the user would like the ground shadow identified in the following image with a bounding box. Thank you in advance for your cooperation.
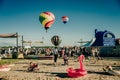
[0,78,7,80]
[15,69,44,73]
[50,72,69,78]
[41,63,53,66]
[15,70,27,72]
[87,70,113,76]
[88,64,104,67]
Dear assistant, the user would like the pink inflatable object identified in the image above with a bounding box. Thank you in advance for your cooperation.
[67,54,87,78]
[0,65,11,71]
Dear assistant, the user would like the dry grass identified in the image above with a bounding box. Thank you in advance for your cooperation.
[0,57,120,80]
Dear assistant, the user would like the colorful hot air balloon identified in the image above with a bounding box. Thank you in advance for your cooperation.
[39,12,55,32]
[62,16,69,24]
[51,35,62,46]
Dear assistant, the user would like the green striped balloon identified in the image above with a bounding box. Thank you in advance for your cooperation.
[39,12,55,32]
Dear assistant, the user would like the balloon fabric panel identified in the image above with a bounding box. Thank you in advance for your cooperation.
[39,12,55,28]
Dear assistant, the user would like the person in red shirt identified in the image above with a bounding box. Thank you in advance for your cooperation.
[27,62,39,72]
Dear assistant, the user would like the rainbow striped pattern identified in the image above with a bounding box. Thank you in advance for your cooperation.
[39,12,55,30]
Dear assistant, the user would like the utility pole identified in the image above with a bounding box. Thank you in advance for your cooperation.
[22,35,23,50]
[16,32,18,52]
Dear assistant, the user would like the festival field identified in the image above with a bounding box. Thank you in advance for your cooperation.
[0,57,120,80]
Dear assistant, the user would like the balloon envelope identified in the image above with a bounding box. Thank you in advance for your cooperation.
[51,35,62,46]
[39,12,55,32]
[62,16,69,24]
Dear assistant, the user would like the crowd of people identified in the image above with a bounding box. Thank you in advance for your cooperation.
[0,46,103,65]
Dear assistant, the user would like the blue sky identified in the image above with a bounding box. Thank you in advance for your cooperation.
[0,0,120,46]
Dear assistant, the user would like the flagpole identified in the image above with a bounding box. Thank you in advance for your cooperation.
[22,35,23,51]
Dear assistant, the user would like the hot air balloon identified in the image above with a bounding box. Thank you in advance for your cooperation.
[39,12,55,32]
[51,35,62,46]
[62,16,69,24]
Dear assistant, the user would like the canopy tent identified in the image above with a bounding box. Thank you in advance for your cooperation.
[0,33,19,52]
[82,38,96,47]
[0,33,18,38]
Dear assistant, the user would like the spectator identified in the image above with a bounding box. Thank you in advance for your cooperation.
[53,47,58,66]
[63,54,69,65]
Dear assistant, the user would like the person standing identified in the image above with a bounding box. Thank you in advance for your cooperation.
[96,47,103,60]
[53,47,58,66]
[61,48,65,58]
[63,54,69,65]
[91,47,96,63]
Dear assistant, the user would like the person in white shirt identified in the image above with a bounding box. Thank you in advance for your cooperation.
[53,47,58,66]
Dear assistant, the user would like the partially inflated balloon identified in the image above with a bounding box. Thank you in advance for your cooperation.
[39,12,55,32]
[62,16,69,24]
[51,35,62,46]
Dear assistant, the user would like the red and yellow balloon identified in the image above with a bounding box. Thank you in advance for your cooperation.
[39,12,55,32]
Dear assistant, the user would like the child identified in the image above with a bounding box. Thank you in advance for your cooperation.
[63,54,69,65]
[27,62,39,72]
